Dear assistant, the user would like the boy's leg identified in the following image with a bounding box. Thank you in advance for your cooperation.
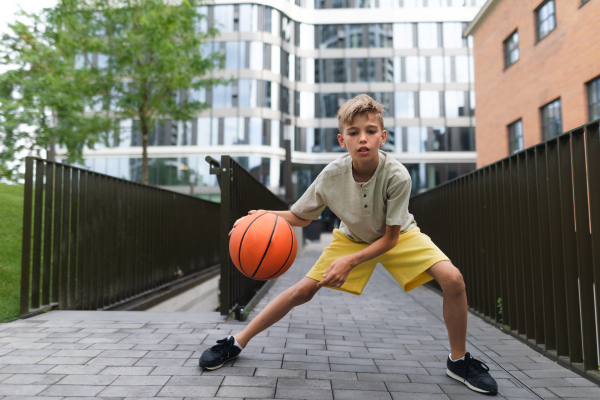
[426,260,497,395]
[425,260,467,360]
[199,277,321,370]
[236,277,321,347]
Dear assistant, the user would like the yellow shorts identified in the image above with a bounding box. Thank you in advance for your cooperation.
[305,227,450,295]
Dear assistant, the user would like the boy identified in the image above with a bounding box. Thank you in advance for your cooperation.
[199,94,498,395]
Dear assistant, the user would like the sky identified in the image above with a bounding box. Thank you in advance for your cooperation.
[0,0,58,34]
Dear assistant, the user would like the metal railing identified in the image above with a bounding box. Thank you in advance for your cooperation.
[20,157,220,314]
[410,120,600,382]
[208,155,289,319]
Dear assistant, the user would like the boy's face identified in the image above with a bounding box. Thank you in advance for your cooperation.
[338,113,387,162]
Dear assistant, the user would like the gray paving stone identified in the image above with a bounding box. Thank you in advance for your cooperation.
[99,366,153,376]
[150,366,203,376]
[282,361,330,371]
[1,397,64,400]
[255,368,305,378]
[46,365,105,375]
[98,385,162,397]
[134,357,186,367]
[0,356,46,364]
[274,388,332,400]
[331,379,387,391]
[157,386,218,398]
[111,375,170,385]
[222,375,277,387]
[40,385,105,396]
[231,359,282,368]
[277,378,331,389]
[97,350,148,358]
[306,371,357,381]
[357,373,410,383]
[87,357,139,366]
[0,364,54,374]
[38,356,92,364]
[57,374,118,385]
[2,374,64,385]
[216,386,275,398]
[548,386,600,397]
[0,384,48,396]
[390,393,450,400]
[386,382,444,393]
[330,363,379,373]
[333,389,392,400]
[283,354,328,363]
[166,375,223,385]
[199,366,255,376]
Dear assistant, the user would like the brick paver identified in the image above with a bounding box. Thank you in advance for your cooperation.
[1,234,599,399]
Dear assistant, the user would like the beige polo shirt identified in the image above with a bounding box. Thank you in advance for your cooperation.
[291,151,417,244]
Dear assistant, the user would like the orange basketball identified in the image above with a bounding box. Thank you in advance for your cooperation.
[229,212,297,280]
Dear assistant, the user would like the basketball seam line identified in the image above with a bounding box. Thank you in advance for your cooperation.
[238,212,269,277]
[251,215,278,278]
[264,221,295,280]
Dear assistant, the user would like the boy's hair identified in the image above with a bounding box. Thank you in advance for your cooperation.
[337,94,385,133]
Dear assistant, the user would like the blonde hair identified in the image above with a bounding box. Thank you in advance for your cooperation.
[337,94,385,132]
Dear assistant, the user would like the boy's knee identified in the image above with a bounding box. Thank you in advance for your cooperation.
[438,264,465,297]
[446,269,465,297]
[289,280,318,304]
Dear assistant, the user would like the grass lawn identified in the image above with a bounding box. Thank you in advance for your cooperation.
[0,183,23,323]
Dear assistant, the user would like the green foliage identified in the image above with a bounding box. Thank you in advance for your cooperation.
[53,0,223,183]
[0,0,223,184]
[496,297,503,325]
[0,8,113,179]
[0,183,24,323]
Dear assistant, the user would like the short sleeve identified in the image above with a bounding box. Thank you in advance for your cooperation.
[290,179,327,221]
[385,172,411,227]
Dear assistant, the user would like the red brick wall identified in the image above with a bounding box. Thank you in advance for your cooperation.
[471,0,600,167]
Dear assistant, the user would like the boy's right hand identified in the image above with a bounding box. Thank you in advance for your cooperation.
[228,210,267,236]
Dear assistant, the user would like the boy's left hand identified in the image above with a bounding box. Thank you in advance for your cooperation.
[317,257,354,288]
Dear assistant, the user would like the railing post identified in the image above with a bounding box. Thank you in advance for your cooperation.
[208,156,232,316]
[20,157,34,315]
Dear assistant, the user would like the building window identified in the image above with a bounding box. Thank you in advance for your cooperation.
[541,99,562,140]
[536,0,556,41]
[503,31,519,68]
[508,119,524,154]
[588,77,600,121]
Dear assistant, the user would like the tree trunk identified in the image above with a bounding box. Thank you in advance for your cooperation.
[141,116,149,185]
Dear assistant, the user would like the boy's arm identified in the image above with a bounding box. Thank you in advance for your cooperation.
[317,224,401,288]
[229,209,311,236]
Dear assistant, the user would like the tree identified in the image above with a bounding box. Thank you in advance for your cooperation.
[55,0,223,184]
[0,9,112,180]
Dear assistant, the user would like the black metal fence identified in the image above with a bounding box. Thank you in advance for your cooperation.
[20,157,220,314]
[208,155,290,319]
[410,120,600,382]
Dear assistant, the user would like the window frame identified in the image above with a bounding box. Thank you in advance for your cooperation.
[587,76,600,122]
[503,30,519,69]
[508,119,524,155]
[535,0,557,42]
[540,98,562,141]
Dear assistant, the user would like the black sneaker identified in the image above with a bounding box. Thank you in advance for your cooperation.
[199,337,242,370]
[446,352,498,395]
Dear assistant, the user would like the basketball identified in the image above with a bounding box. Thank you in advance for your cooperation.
[229,212,298,280]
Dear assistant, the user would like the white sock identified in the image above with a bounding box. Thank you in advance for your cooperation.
[449,353,465,362]
[231,336,244,350]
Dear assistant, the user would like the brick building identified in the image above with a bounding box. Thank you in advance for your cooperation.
[464,0,600,167]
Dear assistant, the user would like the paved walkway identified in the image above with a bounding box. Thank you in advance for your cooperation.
[1,234,599,399]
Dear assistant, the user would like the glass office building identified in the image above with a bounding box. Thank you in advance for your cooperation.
[71,0,485,201]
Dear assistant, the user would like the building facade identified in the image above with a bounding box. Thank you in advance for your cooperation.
[70,0,485,201]
[465,0,600,168]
